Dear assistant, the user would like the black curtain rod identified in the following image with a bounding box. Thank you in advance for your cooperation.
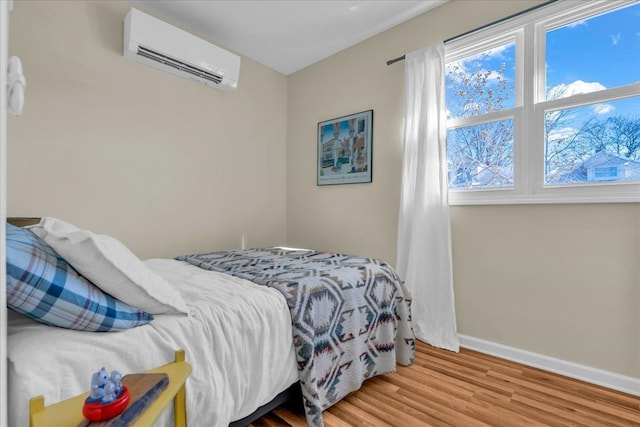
[386,0,556,66]
[386,55,405,66]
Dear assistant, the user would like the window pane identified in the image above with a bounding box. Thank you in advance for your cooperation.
[447,119,514,189]
[546,3,640,101]
[446,43,516,119]
[545,97,640,185]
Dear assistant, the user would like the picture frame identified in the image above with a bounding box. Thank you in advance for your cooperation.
[317,110,373,186]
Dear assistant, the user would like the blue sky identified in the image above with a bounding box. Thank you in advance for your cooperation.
[546,2,640,91]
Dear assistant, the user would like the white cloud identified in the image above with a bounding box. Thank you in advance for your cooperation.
[461,45,512,68]
[611,32,621,45]
[547,126,579,142]
[447,43,514,81]
[548,80,607,99]
[566,20,587,28]
[446,61,507,85]
[547,81,613,117]
[483,44,511,59]
[592,103,614,115]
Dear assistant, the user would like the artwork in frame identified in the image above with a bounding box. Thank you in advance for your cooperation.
[317,110,373,186]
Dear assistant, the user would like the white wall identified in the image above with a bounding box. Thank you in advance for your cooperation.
[7,0,288,259]
[286,0,640,379]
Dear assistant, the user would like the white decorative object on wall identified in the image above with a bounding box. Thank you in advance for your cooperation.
[123,8,240,91]
[6,56,25,115]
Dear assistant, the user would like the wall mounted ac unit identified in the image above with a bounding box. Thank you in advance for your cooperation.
[124,8,240,91]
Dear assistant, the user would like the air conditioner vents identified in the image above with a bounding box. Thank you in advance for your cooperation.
[136,46,223,85]
[124,8,240,91]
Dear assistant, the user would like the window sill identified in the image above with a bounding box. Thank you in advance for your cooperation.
[448,184,640,205]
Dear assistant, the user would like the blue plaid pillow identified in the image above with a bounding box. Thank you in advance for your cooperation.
[6,224,153,331]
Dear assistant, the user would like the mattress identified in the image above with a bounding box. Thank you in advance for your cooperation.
[7,258,299,427]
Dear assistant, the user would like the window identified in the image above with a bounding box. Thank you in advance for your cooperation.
[594,167,618,180]
[446,42,516,190]
[445,0,640,204]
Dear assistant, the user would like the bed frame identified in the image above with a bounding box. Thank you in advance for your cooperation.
[7,216,40,227]
[229,382,302,426]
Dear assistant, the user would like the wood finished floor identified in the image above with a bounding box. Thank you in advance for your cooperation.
[248,340,640,426]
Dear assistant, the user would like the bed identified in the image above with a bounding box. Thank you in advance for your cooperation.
[6,217,415,426]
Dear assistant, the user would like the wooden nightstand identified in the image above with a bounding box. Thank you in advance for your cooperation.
[29,349,192,427]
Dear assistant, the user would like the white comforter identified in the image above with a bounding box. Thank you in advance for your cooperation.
[7,259,299,427]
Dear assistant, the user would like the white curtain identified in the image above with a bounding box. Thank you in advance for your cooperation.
[397,43,459,352]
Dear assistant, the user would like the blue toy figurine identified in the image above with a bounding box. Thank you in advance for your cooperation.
[83,365,130,421]
[102,382,116,403]
[110,371,123,395]
[88,367,110,402]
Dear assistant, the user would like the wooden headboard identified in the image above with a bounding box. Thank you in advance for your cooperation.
[7,217,41,227]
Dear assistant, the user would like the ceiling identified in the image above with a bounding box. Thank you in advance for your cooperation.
[130,1,447,75]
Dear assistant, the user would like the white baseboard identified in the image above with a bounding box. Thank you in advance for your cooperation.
[458,334,640,397]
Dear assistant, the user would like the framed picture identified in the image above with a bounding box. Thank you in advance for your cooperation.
[317,110,373,186]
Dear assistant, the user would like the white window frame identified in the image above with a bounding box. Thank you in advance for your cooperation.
[445,0,640,205]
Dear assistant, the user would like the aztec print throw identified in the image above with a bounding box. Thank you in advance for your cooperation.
[177,248,415,427]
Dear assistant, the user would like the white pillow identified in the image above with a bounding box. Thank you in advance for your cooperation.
[29,217,188,315]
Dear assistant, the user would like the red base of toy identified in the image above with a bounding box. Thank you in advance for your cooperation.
[82,386,130,421]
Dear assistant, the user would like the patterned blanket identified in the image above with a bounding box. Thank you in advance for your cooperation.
[176,248,415,427]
